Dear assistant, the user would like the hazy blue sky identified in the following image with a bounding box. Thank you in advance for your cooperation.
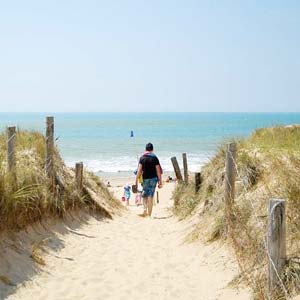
[0,1,299,112]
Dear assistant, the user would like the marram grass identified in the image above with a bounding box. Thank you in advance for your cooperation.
[173,125,300,300]
[0,129,121,232]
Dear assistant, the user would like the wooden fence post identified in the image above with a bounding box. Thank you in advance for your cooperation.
[7,126,16,173]
[225,142,237,209]
[75,162,84,192]
[182,153,188,184]
[171,156,183,181]
[268,199,286,299]
[195,172,201,193]
[46,116,54,181]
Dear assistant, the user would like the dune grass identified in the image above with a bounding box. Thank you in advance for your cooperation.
[0,129,121,232]
[173,125,300,300]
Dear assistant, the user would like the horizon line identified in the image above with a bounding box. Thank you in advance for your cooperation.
[0,111,300,114]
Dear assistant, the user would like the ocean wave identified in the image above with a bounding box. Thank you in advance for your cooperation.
[64,152,214,174]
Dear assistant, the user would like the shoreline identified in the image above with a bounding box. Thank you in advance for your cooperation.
[101,171,176,187]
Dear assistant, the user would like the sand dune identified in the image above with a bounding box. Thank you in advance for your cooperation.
[3,182,250,300]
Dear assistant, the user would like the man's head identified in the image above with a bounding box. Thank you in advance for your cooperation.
[145,142,153,152]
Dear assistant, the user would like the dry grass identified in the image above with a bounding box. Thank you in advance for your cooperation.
[0,275,14,286]
[173,125,300,300]
[0,129,122,232]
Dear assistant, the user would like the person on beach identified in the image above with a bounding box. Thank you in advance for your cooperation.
[123,183,131,206]
[135,143,162,217]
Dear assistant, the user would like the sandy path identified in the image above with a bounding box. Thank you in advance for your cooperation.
[6,182,250,300]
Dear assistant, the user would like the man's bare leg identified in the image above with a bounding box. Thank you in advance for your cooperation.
[148,197,154,217]
[142,197,148,216]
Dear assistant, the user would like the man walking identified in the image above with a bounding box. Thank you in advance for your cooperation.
[135,143,162,217]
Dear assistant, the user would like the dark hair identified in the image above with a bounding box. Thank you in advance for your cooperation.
[145,142,153,151]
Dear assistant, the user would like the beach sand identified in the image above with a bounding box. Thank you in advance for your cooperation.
[3,179,250,300]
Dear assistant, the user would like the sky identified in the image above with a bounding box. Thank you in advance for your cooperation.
[0,0,299,112]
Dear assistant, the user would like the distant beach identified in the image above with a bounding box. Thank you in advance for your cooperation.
[0,112,299,177]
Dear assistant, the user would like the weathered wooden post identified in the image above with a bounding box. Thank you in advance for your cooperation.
[75,162,84,192]
[46,116,54,181]
[182,153,188,184]
[7,126,16,172]
[195,172,201,193]
[171,156,183,181]
[268,199,286,299]
[224,142,237,207]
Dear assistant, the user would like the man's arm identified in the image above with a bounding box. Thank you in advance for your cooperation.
[135,164,143,187]
[156,165,162,188]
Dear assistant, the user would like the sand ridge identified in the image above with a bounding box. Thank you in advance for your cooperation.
[5,182,250,300]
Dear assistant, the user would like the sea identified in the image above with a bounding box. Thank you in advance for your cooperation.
[0,113,299,177]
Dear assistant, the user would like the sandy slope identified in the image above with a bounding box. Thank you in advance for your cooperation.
[4,182,250,300]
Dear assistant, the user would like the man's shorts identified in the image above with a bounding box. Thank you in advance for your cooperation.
[142,177,158,197]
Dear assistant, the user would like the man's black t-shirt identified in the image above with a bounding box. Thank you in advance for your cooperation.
[139,155,160,179]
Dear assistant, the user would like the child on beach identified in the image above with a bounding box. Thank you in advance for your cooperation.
[123,183,131,206]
